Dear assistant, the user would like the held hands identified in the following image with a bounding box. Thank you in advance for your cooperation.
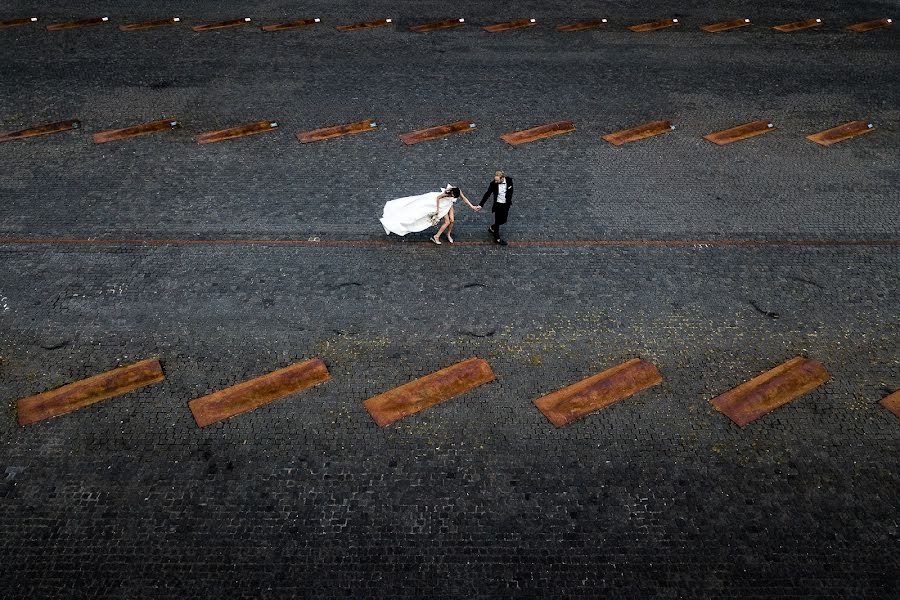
[471,205,482,212]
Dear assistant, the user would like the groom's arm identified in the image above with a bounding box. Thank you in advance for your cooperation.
[479,182,495,207]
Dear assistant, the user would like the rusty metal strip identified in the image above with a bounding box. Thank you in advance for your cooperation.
[297,119,377,143]
[701,18,752,32]
[0,120,80,143]
[0,17,39,29]
[119,18,181,32]
[189,358,330,428]
[880,391,900,418]
[711,357,831,427]
[773,18,823,32]
[261,18,321,32]
[602,120,674,146]
[336,18,392,32]
[806,121,876,146]
[363,358,495,427]
[533,358,662,428]
[47,17,110,31]
[195,120,279,144]
[501,120,575,146]
[483,19,537,33]
[191,18,252,32]
[628,18,679,32]
[557,19,608,32]
[410,18,466,32]
[400,120,476,145]
[846,18,892,32]
[703,120,775,145]
[92,119,180,144]
[17,359,165,426]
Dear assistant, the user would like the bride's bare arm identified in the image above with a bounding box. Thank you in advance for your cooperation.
[460,191,480,211]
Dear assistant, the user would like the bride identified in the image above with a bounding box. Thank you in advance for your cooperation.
[380,184,481,244]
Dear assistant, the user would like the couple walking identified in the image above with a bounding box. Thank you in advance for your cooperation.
[380,171,514,245]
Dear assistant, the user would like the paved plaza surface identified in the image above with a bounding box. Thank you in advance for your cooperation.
[1,1,898,598]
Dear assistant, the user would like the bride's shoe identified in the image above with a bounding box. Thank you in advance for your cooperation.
[431,235,441,245]
[447,235,454,244]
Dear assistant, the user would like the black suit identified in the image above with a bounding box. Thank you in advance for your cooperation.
[479,177,513,240]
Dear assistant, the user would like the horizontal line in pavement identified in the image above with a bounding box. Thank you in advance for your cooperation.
[0,238,897,248]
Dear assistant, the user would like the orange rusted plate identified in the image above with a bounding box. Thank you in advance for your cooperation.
[364,358,495,427]
[119,18,181,31]
[483,19,537,33]
[703,120,775,145]
[711,356,831,427]
[191,18,252,32]
[17,359,165,426]
[93,119,180,144]
[557,19,608,32]
[297,119,377,143]
[628,18,679,32]
[0,17,39,29]
[773,18,823,32]
[534,358,662,428]
[880,391,900,418]
[195,120,279,144]
[602,120,673,146]
[806,120,876,146]
[262,18,321,32]
[410,18,466,32]
[336,18,392,32]
[189,358,330,428]
[47,17,110,31]
[400,120,476,145]
[0,119,80,143]
[701,18,751,32]
[846,18,892,32]
[501,120,575,146]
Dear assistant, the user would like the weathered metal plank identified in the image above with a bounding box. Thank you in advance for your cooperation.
[0,120,80,143]
[189,359,330,428]
[191,18,252,32]
[773,18,823,32]
[602,120,674,146]
[880,390,900,418]
[534,358,662,428]
[261,18,321,32]
[711,357,831,427]
[399,120,476,145]
[297,119,377,143]
[410,18,466,33]
[806,120,876,146]
[701,18,752,33]
[92,119,180,144]
[17,359,165,426]
[195,120,279,144]
[364,358,495,427]
[628,18,679,32]
[501,120,575,146]
[483,19,537,33]
[119,17,181,31]
[336,18,392,32]
[47,17,109,31]
[0,17,39,29]
[556,19,608,32]
[703,120,775,145]
[846,18,892,32]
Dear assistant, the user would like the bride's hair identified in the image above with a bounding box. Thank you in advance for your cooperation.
[447,187,461,198]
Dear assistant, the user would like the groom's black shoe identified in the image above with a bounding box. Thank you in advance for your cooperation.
[495,238,508,246]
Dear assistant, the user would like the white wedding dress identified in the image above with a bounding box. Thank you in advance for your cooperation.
[380,190,456,236]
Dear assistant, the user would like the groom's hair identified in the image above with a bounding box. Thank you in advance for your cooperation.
[495,170,505,178]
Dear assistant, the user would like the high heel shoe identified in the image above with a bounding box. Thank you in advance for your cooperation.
[447,235,454,244]
[431,235,441,245]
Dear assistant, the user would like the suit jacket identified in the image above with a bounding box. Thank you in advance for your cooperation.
[479,177,513,210]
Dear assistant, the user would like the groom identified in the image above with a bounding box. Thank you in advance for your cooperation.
[479,170,513,246]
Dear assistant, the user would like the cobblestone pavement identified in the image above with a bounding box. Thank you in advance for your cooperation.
[1,1,898,599]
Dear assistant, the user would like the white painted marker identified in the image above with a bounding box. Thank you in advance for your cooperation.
[745,19,751,23]
[459,19,465,23]
[270,122,278,127]
[815,18,822,23]
[170,122,178,126]
[767,123,774,128]
[314,18,321,23]
[530,18,536,23]
[887,19,892,23]
[173,18,180,23]
[244,18,251,22]
[370,122,377,127]
[102,17,109,21]
[469,123,476,128]
[867,123,873,128]
[386,19,392,23]
[672,18,679,23]
[602,19,608,23]
[31,17,38,22]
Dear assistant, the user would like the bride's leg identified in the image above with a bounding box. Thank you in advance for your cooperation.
[434,214,450,240]
[446,207,455,242]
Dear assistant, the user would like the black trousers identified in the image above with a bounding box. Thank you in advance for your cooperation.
[491,203,510,240]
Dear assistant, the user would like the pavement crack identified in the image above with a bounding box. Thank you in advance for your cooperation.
[747,299,779,319]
